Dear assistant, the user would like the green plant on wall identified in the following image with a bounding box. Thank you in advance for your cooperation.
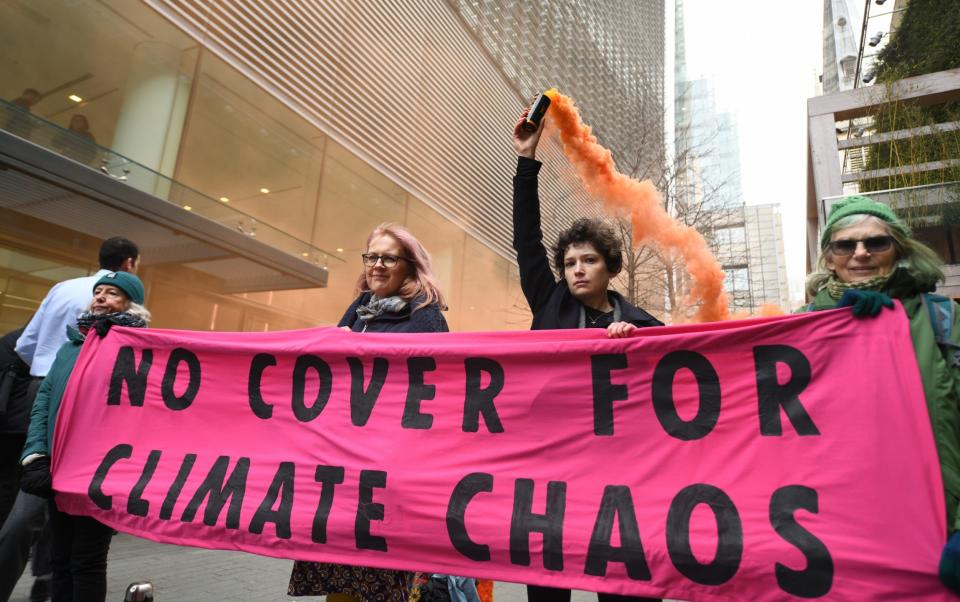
[860,0,960,197]
[946,184,960,226]
[875,0,960,80]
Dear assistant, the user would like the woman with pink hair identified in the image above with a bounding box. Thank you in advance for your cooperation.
[337,222,447,333]
[288,223,449,602]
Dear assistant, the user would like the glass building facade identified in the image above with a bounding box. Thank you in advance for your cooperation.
[0,0,664,334]
[449,0,666,170]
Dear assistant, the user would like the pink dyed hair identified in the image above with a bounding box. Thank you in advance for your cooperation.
[355,223,447,312]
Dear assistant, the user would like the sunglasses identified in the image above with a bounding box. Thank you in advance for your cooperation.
[827,235,894,256]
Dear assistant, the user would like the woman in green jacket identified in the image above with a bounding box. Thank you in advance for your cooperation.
[806,195,960,592]
[19,271,149,602]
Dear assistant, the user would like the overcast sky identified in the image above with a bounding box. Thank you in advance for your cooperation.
[679,0,820,304]
[678,0,894,304]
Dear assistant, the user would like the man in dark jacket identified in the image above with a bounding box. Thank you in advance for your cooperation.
[0,327,51,601]
[0,327,32,523]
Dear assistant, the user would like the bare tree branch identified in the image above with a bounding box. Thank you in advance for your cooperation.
[604,77,744,322]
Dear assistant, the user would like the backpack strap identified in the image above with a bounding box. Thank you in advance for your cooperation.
[923,293,960,368]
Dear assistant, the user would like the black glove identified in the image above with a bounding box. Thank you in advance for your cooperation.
[20,456,53,498]
[836,289,894,317]
[941,531,960,593]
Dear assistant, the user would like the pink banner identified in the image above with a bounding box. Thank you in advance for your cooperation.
[51,306,953,601]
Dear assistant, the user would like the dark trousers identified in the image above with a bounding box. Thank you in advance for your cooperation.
[526,585,661,602]
[48,501,113,602]
[0,489,51,600]
[0,433,27,526]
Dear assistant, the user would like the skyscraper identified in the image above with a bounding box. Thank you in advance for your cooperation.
[822,0,860,93]
[673,0,790,312]
[449,0,666,174]
[675,78,743,210]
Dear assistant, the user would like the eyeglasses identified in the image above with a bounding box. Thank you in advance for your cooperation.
[361,253,407,268]
[828,236,894,256]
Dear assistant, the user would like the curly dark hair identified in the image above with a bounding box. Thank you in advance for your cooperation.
[552,218,623,275]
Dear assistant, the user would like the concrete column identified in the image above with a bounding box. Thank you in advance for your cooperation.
[110,41,191,198]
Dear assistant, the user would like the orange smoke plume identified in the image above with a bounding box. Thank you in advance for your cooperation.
[546,92,730,322]
[730,304,787,321]
[756,303,786,317]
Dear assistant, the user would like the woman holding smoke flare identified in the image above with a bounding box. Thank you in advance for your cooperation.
[288,223,484,602]
[511,112,662,337]
[804,195,960,593]
[512,111,663,602]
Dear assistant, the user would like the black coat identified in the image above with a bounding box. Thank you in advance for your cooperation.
[0,328,33,434]
[339,292,449,333]
[512,156,663,331]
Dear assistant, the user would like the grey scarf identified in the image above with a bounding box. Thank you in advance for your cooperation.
[356,295,408,323]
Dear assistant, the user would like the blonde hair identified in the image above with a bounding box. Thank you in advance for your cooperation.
[126,302,152,325]
[355,223,447,312]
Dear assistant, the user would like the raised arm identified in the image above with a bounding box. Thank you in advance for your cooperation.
[512,112,557,315]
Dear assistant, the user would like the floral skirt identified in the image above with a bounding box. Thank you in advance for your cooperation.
[288,561,411,602]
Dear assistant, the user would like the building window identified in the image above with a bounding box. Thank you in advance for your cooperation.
[724,267,749,293]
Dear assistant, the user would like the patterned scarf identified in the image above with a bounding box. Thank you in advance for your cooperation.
[825,274,892,300]
[76,311,147,332]
[355,295,408,323]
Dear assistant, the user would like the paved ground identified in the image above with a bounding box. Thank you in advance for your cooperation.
[10,534,607,601]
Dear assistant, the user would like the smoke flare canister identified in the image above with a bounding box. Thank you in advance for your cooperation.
[523,88,558,131]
